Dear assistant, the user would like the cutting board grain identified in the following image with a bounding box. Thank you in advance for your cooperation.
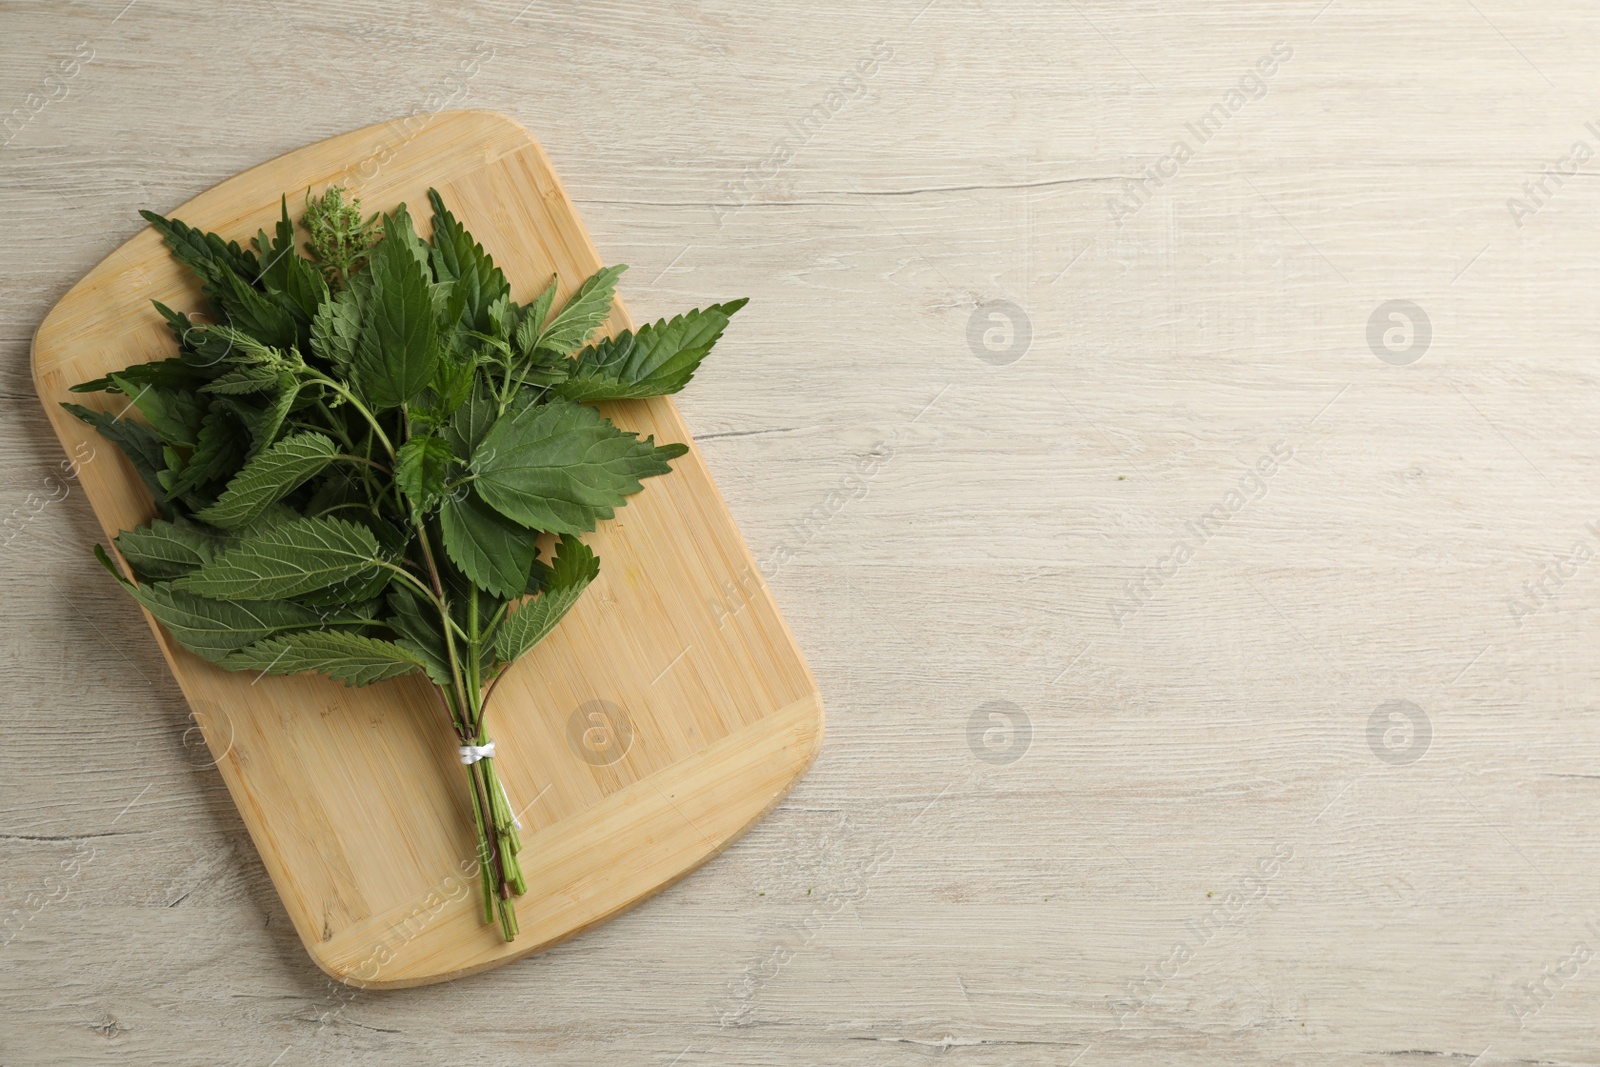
[28,110,823,989]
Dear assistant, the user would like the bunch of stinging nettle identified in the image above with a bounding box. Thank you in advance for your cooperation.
[66,187,745,939]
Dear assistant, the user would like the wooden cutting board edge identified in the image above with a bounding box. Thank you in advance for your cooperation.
[29,110,826,988]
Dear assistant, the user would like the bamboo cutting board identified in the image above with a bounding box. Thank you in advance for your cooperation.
[30,111,823,988]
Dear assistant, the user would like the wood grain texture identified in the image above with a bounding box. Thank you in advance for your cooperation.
[29,111,824,987]
[5,0,1600,1062]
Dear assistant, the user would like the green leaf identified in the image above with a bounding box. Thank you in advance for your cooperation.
[427,188,510,335]
[301,464,367,519]
[383,202,434,275]
[444,381,498,459]
[385,585,453,689]
[107,372,203,447]
[290,565,394,607]
[488,293,515,342]
[471,397,682,534]
[139,210,259,289]
[535,264,625,355]
[395,434,454,512]
[175,515,385,600]
[212,257,301,349]
[515,274,558,356]
[186,323,278,366]
[309,286,362,372]
[195,431,338,529]
[70,357,199,396]
[222,631,422,687]
[245,374,302,457]
[352,211,440,409]
[201,364,279,395]
[120,579,337,664]
[62,402,171,514]
[166,407,246,501]
[252,196,329,322]
[555,300,747,402]
[153,300,195,346]
[429,345,477,417]
[510,348,571,388]
[492,534,597,664]
[113,518,227,581]
[439,488,538,599]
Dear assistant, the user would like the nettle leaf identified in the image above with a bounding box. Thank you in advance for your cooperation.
[444,381,498,459]
[113,574,337,664]
[196,431,338,528]
[385,585,453,689]
[353,211,440,409]
[535,265,625,355]
[63,402,171,513]
[245,374,302,457]
[175,515,386,600]
[515,275,558,356]
[429,345,477,416]
[201,364,279,395]
[139,210,260,290]
[511,348,571,388]
[383,203,434,274]
[166,407,246,500]
[114,518,227,581]
[107,372,203,447]
[395,434,454,511]
[253,196,329,322]
[212,259,301,349]
[188,323,278,366]
[471,397,684,535]
[291,564,394,607]
[309,287,362,372]
[488,293,515,343]
[427,188,510,335]
[223,631,422,687]
[492,534,597,664]
[70,357,199,396]
[439,488,538,600]
[555,300,748,403]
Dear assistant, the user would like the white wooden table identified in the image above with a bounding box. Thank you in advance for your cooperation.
[5,1,1600,1063]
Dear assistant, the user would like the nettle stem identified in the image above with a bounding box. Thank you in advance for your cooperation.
[431,572,526,940]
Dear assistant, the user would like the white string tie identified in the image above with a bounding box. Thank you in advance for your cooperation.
[459,740,496,765]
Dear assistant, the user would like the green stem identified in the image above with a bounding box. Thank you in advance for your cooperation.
[332,453,391,475]
[304,372,396,460]
[376,561,447,611]
[311,396,355,450]
[464,759,496,926]
[311,501,374,519]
